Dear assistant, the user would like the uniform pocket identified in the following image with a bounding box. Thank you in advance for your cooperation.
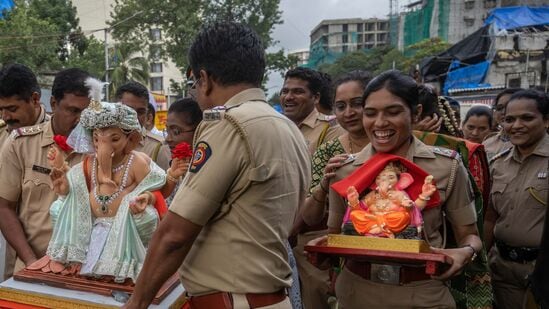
[23,169,53,213]
[490,182,507,210]
[524,179,547,209]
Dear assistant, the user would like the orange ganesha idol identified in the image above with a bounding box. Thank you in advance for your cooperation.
[331,153,441,239]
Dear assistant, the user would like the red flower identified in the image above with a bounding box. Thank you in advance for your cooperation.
[53,135,73,153]
[171,142,193,159]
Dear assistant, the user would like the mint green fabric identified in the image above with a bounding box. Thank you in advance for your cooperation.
[47,158,166,282]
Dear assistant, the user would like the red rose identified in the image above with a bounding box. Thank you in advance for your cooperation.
[53,135,73,153]
[171,142,193,159]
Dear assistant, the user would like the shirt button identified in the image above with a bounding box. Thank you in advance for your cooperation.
[510,206,514,210]
[505,224,510,228]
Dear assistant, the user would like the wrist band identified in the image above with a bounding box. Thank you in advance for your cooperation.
[419,195,430,201]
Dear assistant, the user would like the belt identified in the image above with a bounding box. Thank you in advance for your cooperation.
[299,214,328,234]
[187,289,287,309]
[345,260,431,285]
[496,240,539,263]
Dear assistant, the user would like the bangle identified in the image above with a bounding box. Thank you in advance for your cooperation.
[166,169,179,183]
[418,195,430,201]
[319,180,328,193]
[462,244,477,262]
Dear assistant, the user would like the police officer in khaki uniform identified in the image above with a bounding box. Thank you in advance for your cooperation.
[483,88,521,160]
[280,67,344,156]
[0,69,92,278]
[280,67,344,309]
[0,64,50,148]
[116,81,171,170]
[126,22,310,309]
[313,71,481,308]
[0,64,53,279]
[484,90,549,309]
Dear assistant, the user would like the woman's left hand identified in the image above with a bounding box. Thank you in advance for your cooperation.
[429,246,473,281]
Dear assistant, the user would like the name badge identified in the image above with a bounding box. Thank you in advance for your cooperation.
[32,165,51,175]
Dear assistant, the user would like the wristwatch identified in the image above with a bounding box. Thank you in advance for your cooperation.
[462,244,477,262]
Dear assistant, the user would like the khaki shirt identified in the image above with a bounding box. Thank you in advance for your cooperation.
[483,131,511,162]
[490,133,549,247]
[328,137,477,247]
[0,105,49,149]
[170,88,311,295]
[299,109,344,155]
[137,130,170,170]
[0,121,83,270]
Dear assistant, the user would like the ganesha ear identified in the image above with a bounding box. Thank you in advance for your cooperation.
[125,131,142,154]
[396,173,414,190]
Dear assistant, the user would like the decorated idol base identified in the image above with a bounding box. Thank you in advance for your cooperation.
[13,268,179,305]
[305,234,447,275]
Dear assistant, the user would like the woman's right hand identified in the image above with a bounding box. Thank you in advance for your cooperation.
[50,167,69,196]
[321,154,350,189]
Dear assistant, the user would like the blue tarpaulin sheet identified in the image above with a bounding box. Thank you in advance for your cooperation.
[484,6,549,30]
[0,0,14,18]
[443,61,491,95]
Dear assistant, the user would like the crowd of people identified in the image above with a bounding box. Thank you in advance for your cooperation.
[0,21,547,309]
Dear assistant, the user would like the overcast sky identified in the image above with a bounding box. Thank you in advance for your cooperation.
[266,0,390,96]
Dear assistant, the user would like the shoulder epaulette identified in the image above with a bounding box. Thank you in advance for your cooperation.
[489,147,512,165]
[9,124,43,140]
[431,146,459,159]
[0,119,6,129]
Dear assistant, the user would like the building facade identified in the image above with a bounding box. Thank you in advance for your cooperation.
[308,18,390,68]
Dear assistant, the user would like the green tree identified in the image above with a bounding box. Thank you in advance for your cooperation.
[28,0,87,61]
[402,37,450,72]
[108,42,150,100]
[110,0,293,79]
[0,3,61,72]
[318,46,393,78]
[375,48,407,75]
[65,37,105,79]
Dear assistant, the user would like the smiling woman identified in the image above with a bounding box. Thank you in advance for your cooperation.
[323,70,483,308]
[485,89,549,309]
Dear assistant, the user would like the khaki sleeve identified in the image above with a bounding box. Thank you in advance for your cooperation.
[324,125,344,144]
[444,158,477,226]
[327,186,346,230]
[0,140,23,202]
[169,124,244,226]
[155,144,171,170]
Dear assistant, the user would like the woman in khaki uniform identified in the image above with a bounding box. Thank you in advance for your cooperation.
[484,90,549,309]
[313,70,482,308]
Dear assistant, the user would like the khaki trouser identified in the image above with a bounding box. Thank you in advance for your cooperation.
[232,295,291,309]
[489,246,534,309]
[335,266,455,309]
[293,230,331,309]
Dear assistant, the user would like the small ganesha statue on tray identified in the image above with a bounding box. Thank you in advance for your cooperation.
[332,153,441,241]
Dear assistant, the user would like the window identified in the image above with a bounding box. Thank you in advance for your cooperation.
[357,23,363,32]
[150,45,161,60]
[508,78,521,88]
[342,24,348,33]
[377,33,387,42]
[484,0,496,8]
[366,23,375,31]
[150,77,163,91]
[342,34,348,44]
[365,43,374,49]
[358,34,363,43]
[378,22,387,31]
[465,0,475,10]
[464,17,475,27]
[150,28,162,41]
[342,45,348,53]
[151,63,163,73]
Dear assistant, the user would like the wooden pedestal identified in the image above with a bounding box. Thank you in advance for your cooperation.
[13,269,180,305]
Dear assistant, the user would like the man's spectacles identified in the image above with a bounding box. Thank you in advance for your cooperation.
[493,104,505,112]
[189,78,200,90]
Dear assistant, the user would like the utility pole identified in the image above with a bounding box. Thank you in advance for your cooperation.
[99,11,143,100]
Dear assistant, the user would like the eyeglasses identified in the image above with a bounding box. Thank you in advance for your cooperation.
[189,78,200,90]
[163,127,196,138]
[333,97,364,112]
[493,104,505,112]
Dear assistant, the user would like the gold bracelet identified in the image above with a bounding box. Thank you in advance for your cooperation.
[166,168,179,183]
[418,195,430,201]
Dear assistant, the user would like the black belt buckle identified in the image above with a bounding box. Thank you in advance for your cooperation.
[370,263,401,285]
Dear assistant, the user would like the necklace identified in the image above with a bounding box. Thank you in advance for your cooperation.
[111,158,126,173]
[92,153,134,215]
